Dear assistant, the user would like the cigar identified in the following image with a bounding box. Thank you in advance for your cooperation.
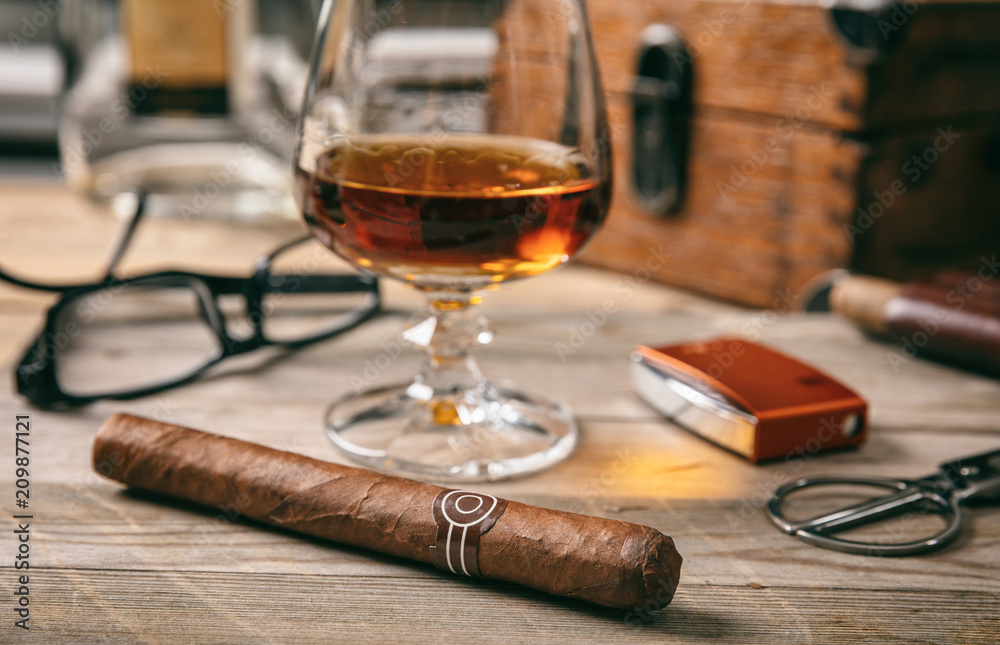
[93,414,682,610]
[830,274,1000,376]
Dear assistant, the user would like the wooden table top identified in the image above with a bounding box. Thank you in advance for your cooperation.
[1,185,998,644]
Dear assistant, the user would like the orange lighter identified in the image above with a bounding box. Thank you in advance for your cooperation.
[632,338,868,463]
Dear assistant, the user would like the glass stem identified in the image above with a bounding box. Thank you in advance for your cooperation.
[401,291,495,413]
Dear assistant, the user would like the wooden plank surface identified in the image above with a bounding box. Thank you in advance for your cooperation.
[1,185,999,643]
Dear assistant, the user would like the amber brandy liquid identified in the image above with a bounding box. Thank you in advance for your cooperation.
[301,135,609,286]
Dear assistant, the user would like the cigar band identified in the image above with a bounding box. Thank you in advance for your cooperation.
[431,490,508,578]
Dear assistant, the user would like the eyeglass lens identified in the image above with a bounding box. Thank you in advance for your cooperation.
[53,280,222,397]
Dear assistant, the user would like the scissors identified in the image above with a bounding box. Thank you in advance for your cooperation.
[767,448,1000,556]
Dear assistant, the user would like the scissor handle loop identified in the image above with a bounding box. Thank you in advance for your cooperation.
[767,476,963,556]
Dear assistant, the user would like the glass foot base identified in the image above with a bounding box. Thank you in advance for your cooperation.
[324,381,578,482]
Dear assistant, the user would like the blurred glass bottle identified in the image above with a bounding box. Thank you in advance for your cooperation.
[56,0,319,221]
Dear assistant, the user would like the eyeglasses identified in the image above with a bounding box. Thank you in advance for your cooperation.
[4,193,380,408]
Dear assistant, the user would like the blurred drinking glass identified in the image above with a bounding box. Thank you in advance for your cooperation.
[57,0,320,221]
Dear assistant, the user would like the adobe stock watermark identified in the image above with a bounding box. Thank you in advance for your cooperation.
[90,442,256,547]
[177,108,294,221]
[563,448,638,516]
[623,577,679,625]
[380,76,499,188]
[886,254,998,372]
[346,292,468,394]
[347,337,409,393]
[845,127,960,243]
[716,84,835,199]
[64,405,179,511]
[667,284,796,389]
[725,414,853,533]
[223,242,354,350]
[54,66,170,178]
[381,73,622,192]
[736,286,799,343]
[6,0,69,53]
[213,0,249,17]
[24,271,135,368]
[876,0,930,40]
[193,490,255,546]
[669,0,753,66]
[508,119,624,238]
[554,242,671,361]
[347,0,406,50]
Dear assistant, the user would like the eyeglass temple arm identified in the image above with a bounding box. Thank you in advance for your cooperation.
[252,235,379,295]
[0,268,74,292]
[265,274,378,294]
[0,190,147,293]
[102,190,148,280]
[195,274,377,297]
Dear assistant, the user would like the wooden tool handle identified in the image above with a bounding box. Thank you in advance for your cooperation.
[829,275,902,334]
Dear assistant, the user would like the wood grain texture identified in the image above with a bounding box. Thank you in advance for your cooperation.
[10,569,1000,644]
[589,0,1000,130]
[1,185,999,643]
[581,103,866,306]
[583,0,1000,306]
[590,0,867,131]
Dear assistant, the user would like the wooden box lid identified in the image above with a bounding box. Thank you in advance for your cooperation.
[589,0,1000,132]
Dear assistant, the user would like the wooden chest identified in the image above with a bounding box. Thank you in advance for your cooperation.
[582,0,1000,306]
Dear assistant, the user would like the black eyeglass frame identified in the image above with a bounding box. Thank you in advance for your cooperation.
[14,235,381,408]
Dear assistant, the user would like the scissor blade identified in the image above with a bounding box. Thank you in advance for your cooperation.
[791,487,928,534]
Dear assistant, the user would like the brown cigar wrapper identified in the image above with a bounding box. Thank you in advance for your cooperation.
[93,414,682,610]
[832,274,1000,376]
[884,282,1000,376]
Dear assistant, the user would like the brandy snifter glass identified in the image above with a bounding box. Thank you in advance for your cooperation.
[295,0,611,480]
